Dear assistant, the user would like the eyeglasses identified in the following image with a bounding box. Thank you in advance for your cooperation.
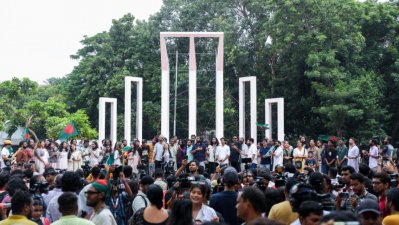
[372,181,382,185]
[84,191,100,197]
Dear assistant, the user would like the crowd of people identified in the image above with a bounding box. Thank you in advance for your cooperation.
[0,134,398,225]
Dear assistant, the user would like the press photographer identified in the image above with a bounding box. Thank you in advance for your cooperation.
[29,174,48,216]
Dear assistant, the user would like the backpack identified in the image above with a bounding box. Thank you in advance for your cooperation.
[127,194,148,225]
[124,196,134,225]
[129,207,145,225]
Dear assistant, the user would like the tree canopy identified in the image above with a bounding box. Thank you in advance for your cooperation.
[1,0,398,143]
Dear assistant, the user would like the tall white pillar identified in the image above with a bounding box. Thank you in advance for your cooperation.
[124,77,143,144]
[215,36,224,140]
[188,37,197,138]
[160,36,170,139]
[99,97,117,146]
[160,32,224,139]
[239,77,257,144]
[265,98,285,141]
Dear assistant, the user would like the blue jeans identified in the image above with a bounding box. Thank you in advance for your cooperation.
[260,164,270,173]
[251,163,257,169]
[321,164,327,174]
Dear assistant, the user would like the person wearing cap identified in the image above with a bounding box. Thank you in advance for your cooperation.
[382,188,399,225]
[132,175,154,215]
[86,179,117,225]
[210,167,241,225]
[357,199,381,225]
[1,140,12,169]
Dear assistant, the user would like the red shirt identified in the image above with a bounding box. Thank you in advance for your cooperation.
[380,194,388,217]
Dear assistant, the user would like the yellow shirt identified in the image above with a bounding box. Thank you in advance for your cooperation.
[268,200,298,225]
[0,215,37,225]
[382,214,399,225]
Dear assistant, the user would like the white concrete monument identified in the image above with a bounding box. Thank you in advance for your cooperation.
[265,98,285,141]
[239,76,257,144]
[99,97,117,146]
[124,77,143,144]
[160,32,224,139]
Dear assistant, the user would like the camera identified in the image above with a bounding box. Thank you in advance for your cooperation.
[112,166,123,185]
[297,173,308,183]
[339,192,349,199]
[30,181,49,194]
[81,161,91,178]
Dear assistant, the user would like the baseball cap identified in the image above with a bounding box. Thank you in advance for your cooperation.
[357,199,380,215]
[223,167,238,184]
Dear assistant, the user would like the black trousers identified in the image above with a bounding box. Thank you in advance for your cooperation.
[231,161,241,172]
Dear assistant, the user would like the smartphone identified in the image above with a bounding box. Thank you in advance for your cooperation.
[184,155,188,160]
[339,192,349,199]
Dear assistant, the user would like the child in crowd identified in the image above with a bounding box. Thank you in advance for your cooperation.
[305,151,317,169]
[31,199,50,225]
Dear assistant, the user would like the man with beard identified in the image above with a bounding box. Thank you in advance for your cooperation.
[0,190,36,225]
[86,179,117,225]
[14,141,33,164]
[372,172,390,217]
[348,173,377,211]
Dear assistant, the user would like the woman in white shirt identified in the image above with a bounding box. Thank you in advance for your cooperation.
[207,137,218,174]
[34,140,48,174]
[190,183,219,223]
[90,141,101,167]
[58,141,69,170]
[293,140,308,172]
[70,143,82,171]
[113,142,122,166]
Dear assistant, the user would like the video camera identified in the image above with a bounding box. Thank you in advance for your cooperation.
[81,161,91,177]
[29,181,49,194]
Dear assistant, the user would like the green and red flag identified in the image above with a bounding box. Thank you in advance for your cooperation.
[59,121,80,141]
[257,123,269,131]
[22,128,30,140]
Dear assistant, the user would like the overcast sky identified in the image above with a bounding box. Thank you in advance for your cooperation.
[0,0,163,84]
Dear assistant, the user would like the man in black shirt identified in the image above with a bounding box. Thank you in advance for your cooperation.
[229,136,241,172]
[325,141,337,174]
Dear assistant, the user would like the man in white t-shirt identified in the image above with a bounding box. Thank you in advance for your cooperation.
[247,138,257,169]
[240,137,250,158]
[1,140,12,169]
[368,139,379,173]
[215,137,230,166]
[272,141,284,171]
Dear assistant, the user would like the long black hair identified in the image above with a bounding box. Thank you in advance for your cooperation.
[167,199,192,225]
[147,184,163,209]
